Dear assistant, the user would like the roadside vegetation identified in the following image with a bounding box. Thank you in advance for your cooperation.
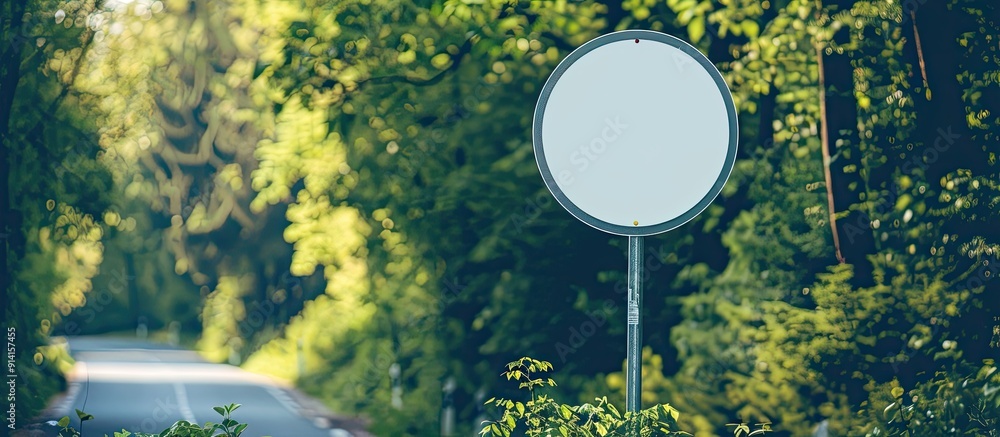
[3,0,998,435]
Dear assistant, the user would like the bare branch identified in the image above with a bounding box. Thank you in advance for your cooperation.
[815,42,845,264]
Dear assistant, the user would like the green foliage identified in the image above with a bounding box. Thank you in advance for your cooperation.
[862,361,1000,436]
[612,1,1000,435]
[55,404,253,437]
[5,0,999,435]
[2,0,117,422]
[53,409,94,437]
[481,358,691,437]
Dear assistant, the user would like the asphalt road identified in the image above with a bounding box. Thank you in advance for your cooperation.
[33,337,352,437]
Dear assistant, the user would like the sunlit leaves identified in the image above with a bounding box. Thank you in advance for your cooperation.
[251,95,348,212]
[484,357,689,436]
[13,0,997,435]
[284,198,370,276]
[197,275,251,363]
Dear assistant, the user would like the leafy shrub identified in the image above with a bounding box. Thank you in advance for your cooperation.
[864,361,1000,436]
[54,403,251,437]
[479,357,693,437]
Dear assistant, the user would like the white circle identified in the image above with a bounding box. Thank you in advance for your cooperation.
[534,30,738,236]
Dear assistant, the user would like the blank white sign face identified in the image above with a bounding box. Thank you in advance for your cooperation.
[534,30,738,236]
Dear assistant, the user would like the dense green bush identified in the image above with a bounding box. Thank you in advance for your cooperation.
[480,358,774,437]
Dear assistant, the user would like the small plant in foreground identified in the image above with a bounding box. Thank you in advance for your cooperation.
[479,357,691,437]
[725,421,773,436]
[53,403,255,437]
[54,409,93,436]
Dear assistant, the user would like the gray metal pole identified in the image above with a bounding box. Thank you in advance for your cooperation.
[626,235,643,413]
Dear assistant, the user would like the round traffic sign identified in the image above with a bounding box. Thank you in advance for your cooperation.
[533,29,738,236]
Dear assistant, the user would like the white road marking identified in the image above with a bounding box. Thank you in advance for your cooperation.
[55,381,82,416]
[172,382,198,424]
[265,386,302,416]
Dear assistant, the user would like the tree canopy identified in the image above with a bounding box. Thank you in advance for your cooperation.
[3,0,998,435]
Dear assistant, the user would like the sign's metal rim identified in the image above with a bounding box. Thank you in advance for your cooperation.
[532,29,739,236]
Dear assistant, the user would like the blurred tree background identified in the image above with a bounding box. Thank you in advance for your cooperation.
[3,0,998,435]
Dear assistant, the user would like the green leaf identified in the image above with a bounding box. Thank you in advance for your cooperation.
[741,20,760,39]
[596,422,608,435]
[213,406,226,416]
[608,403,621,418]
[891,387,905,398]
[559,404,572,420]
[76,409,95,421]
[58,416,70,428]
[688,17,705,42]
